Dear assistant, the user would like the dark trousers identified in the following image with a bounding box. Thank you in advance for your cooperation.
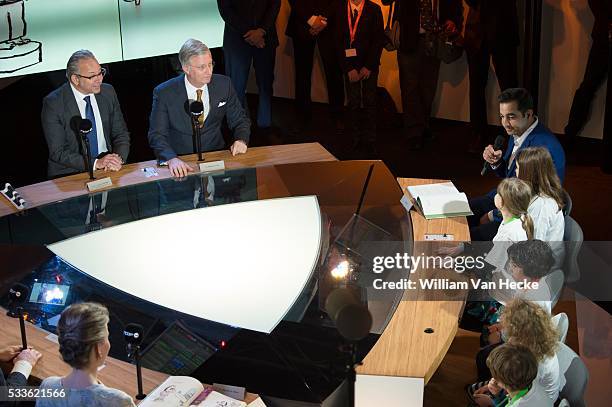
[345,70,378,144]
[293,32,344,119]
[566,37,610,137]
[223,32,276,128]
[468,193,501,241]
[467,44,518,137]
[397,37,440,139]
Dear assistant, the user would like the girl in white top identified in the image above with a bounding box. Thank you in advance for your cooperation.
[516,147,565,266]
[37,303,136,407]
[485,178,534,270]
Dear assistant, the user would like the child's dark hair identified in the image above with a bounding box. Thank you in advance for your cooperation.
[486,343,538,392]
[507,240,555,279]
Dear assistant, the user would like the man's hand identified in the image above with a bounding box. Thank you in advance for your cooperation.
[309,15,328,35]
[483,144,503,165]
[0,345,21,363]
[168,157,194,178]
[443,20,457,34]
[359,67,372,80]
[14,348,42,367]
[96,153,123,172]
[348,69,360,83]
[244,29,266,48]
[487,378,502,395]
[230,140,248,156]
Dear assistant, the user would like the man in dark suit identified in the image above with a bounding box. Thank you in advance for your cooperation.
[470,88,566,241]
[464,0,519,152]
[287,0,344,129]
[0,345,42,402]
[382,0,463,149]
[148,39,251,178]
[336,0,385,155]
[41,50,130,179]
[565,0,611,139]
[217,0,280,132]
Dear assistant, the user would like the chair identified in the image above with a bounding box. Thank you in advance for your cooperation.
[557,342,589,407]
[562,190,573,217]
[546,269,565,309]
[563,216,583,283]
[558,399,571,407]
[551,312,569,343]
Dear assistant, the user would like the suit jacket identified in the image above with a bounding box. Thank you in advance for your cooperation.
[589,0,612,40]
[493,122,566,183]
[217,0,281,48]
[335,1,385,73]
[147,74,251,162]
[286,0,339,41]
[464,0,519,50]
[382,0,464,53]
[0,369,28,407]
[41,83,130,179]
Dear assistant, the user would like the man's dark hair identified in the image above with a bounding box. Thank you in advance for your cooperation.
[507,239,555,279]
[498,88,534,115]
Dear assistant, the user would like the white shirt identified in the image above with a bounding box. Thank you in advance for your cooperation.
[70,84,108,158]
[184,75,210,122]
[537,355,561,402]
[529,194,565,267]
[489,267,553,314]
[485,218,528,269]
[508,118,539,169]
[513,381,554,406]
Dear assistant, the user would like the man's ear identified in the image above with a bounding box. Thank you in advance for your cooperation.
[525,109,534,119]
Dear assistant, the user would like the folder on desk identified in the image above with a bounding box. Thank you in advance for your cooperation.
[406,182,473,220]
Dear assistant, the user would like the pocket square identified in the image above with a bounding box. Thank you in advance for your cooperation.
[218,101,226,107]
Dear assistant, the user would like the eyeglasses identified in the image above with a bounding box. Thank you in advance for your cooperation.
[76,67,107,80]
[189,61,215,72]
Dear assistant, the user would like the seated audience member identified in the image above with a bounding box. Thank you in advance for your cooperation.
[37,303,136,407]
[489,240,556,313]
[0,345,42,390]
[474,299,560,402]
[147,39,251,178]
[42,50,130,179]
[469,88,565,241]
[516,147,565,266]
[471,343,553,407]
[336,0,385,157]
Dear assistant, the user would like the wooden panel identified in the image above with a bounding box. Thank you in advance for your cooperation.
[357,178,469,383]
[0,143,337,218]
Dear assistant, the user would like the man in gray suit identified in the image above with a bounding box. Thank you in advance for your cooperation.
[41,50,130,179]
[148,38,251,178]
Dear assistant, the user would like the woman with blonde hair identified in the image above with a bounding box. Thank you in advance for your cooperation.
[37,302,136,407]
[472,298,560,402]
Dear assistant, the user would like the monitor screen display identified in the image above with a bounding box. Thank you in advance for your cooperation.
[29,282,70,306]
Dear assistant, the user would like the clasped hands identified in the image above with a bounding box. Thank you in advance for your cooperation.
[167,140,247,178]
[347,67,372,83]
[95,153,123,172]
[309,15,328,36]
[244,28,266,48]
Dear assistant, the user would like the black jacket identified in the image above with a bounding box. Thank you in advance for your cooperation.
[336,1,385,73]
[464,0,519,50]
[286,0,339,40]
[588,0,612,40]
[382,0,464,53]
[217,0,281,48]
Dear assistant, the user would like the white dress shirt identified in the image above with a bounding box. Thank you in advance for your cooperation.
[70,84,108,158]
[508,118,539,168]
[184,75,210,122]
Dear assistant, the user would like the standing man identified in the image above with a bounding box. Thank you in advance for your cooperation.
[148,39,250,178]
[464,0,519,153]
[382,0,463,150]
[287,0,344,131]
[42,50,130,179]
[217,0,280,134]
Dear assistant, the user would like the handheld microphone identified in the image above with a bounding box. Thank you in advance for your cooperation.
[6,283,30,350]
[325,288,372,342]
[481,135,506,176]
[123,322,146,400]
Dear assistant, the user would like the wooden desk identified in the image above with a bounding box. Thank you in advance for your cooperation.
[0,143,337,218]
[357,178,470,384]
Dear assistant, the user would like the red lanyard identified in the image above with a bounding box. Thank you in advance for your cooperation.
[347,1,365,46]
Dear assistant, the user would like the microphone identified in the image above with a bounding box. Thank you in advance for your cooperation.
[79,119,93,138]
[189,101,205,161]
[6,283,29,350]
[325,288,372,342]
[481,135,506,176]
[190,101,204,118]
[77,118,95,180]
[123,323,146,400]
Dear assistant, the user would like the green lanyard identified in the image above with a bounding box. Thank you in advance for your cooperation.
[503,216,520,225]
[506,387,529,406]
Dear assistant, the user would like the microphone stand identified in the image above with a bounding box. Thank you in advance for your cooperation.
[128,343,146,400]
[192,116,204,162]
[82,136,95,180]
[7,302,28,350]
[341,342,360,407]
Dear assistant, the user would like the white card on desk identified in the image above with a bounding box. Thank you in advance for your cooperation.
[212,383,245,401]
[86,177,112,192]
[400,195,413,213]
[142,167,158,177]
[199,160,225,173]
[424,233,454,241]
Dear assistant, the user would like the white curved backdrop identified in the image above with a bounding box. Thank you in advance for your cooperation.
[48,196,322,333]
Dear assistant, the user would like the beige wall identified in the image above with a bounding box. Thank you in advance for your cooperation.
[249,0,606,139]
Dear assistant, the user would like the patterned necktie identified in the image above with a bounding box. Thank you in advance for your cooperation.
[196,89,204,128]
[83,96,99,158]
[420,0,437,32]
